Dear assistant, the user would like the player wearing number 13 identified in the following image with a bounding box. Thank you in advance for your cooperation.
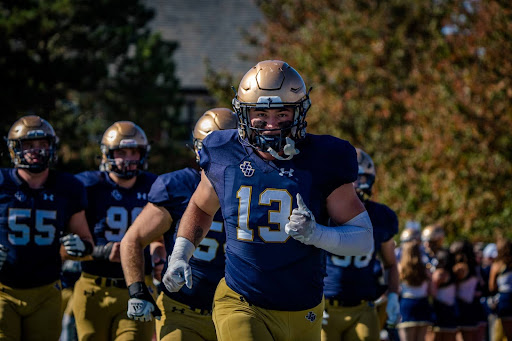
[0,115,94,340]
[74,121,157,341]
[164,60,374,341]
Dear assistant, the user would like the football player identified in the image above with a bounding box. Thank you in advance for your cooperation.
[121,108,237,340]
[164,60,374,341]
[322,148,400,341]
[73,121,157,341]
[0,115,94,340]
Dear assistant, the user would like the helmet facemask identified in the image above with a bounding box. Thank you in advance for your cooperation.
[233,95,310,160]
[354,172,375,201]
[100,145,148,180]
[8,136,57,173]
[100,121,150,180]
[233,60,311,161]
[7,116,59,174]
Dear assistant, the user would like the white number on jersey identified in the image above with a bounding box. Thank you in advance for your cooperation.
[105,206,142,242]
[8,208,57,246]
[331,244,375,268]
[236,186,292,243]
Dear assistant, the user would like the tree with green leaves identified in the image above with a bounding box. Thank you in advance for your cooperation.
[207,0,512,240]
[0,0,184,173]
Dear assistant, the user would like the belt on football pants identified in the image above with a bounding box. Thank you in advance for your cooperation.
[327,298,372,308]
[83,273,127,289]
[167,295,213,315]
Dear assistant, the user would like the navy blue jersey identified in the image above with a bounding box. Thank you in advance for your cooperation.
[199,130,357,311]
[324,200,398,303]
[76,171,156,278]
[148,168,226,310]
[0,168,87,288]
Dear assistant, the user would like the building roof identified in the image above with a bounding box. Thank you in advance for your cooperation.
[148,0,263,90]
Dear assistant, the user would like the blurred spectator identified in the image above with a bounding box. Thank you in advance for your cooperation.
[397,240,433,341]
[489,238,512,339]
[428,248,458,341]
[450,240,484,341]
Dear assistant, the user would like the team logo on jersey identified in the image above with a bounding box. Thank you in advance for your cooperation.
[43,193,54,201]
[305,311,317,323]
[137,192,147,200]
[279,168,294,177]
[240,161,255,177]
[111,189,123,201]
[14,191,26,202]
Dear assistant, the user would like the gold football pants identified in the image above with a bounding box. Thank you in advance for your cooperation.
[213,278,324,341]
[156,292,216,341]
[0,280,62,341]
[73,272,155,341]
[321,299,380,341]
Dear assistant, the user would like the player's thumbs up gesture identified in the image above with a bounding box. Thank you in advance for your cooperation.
[285,193,317,243]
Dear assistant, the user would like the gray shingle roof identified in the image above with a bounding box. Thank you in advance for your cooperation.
[147,0,264,89]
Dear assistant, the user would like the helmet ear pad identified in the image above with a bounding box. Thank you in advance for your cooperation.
[7,115,58,172]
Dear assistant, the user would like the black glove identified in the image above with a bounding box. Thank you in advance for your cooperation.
[127,282,161,321]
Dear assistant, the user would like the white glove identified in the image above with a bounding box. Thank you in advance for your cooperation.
[0,245,8,271]
[162,237,195,292]
[61,234,90,257]
[285,193,316,243]
[386,292,400,325]
[127,298,157,322]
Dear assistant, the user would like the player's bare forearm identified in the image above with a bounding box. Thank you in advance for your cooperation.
[121,202,172,285]
[177,171,220,247]
[176,200,213,247]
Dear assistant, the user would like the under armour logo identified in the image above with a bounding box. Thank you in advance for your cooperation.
[43,193,54,201]
[305,311,317,323]
[133,302,144,312]
[111,189,123,201]
[240,161,255,177]
[137,192,147,200]
[279,168,294,177]
[171,307,185,314]
[15,191,26,202]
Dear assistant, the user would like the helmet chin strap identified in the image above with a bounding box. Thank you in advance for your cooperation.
[267,137,300,161]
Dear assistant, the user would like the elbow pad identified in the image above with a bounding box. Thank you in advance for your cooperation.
[306,211,374,256]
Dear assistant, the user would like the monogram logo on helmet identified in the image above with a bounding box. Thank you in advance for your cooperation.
[239,161,255,177]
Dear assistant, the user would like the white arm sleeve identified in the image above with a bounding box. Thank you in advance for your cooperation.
[305,211,374,256]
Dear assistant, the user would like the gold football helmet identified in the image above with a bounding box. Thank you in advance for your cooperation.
[232,60,311,155]
[100,121,149,178]
[7,115,58,173]
[354,148,376,200]
[192,108,237,163]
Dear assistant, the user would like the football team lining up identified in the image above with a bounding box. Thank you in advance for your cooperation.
[1,60,506,341]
